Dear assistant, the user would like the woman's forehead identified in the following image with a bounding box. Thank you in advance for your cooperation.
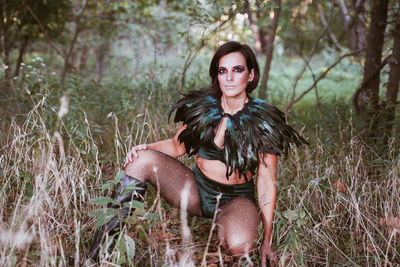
[218,52,246,67]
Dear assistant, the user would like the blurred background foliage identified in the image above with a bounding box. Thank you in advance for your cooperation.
[1,0,398,157]
[0,0,400,265]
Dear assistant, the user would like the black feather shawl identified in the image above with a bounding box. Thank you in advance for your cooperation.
[169,90,308,180]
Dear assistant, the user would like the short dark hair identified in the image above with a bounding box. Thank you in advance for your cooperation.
[208,41,260,97]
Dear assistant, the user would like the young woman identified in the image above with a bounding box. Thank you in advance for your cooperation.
[88,41,307,265]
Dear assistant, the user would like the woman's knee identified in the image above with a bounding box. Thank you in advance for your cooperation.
[217,197,260,257]
[220,225,259,257]
[227,236,258,257]
[124,149,156,178]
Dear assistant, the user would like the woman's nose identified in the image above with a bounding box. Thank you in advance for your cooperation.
[226,71,234,81]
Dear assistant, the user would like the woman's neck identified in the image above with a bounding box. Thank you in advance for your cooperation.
[220,94,248,115]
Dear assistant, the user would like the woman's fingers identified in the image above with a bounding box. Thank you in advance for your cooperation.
[124,144,147,167]
[133,144,147,157]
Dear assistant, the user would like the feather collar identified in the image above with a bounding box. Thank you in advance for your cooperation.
[169,90,307,180]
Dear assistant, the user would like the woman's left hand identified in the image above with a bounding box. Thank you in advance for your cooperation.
[261,240,278,267]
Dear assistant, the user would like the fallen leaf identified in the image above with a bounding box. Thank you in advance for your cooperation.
[379,214,400,233]
[332,180,346,193]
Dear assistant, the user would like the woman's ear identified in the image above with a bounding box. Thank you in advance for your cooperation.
[249,68,255,82]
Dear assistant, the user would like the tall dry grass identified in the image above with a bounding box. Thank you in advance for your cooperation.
[0,96,102,266]
[0,94,399,266]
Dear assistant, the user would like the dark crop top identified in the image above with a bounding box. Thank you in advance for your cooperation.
[197,140,226,163]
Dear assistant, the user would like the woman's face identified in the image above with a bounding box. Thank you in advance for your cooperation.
[217,52,254,98]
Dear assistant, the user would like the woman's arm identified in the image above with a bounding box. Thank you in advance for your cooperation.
[124,125,187,166]
[257,153,278,266]
[146,124,187,157]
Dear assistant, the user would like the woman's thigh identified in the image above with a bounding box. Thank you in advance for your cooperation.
[216,197,260,256]
[124,149,202,216]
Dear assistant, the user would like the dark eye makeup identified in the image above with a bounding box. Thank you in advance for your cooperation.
[218,65,245,74]
[233,66,245,72]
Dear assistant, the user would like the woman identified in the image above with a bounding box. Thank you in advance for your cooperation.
[88,41,307,265]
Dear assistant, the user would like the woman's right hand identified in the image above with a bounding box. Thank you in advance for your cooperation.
[124,144,147,167]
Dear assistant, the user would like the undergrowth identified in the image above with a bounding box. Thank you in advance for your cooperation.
[0,54,399,266]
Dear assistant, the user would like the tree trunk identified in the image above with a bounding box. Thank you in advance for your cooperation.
[0,3,13,94]
[61,0,88,81]
[353,0,368,52]
[14,36,29,78]
[95,41,110,81]
[258,0,281,100]
[386,8,400,107]
[353,0,388,114]
[61,26,80,80]
[79,45,88,72]
[245,0,262,55]
[384,6,400,133]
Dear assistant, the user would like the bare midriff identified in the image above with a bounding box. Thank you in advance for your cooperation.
[196,155,253,185]
[195,115,253,185]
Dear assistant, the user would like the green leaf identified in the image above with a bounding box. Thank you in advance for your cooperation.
[121,183,145,195]
[90,197,118,206]
[114,170,124,184]
[101,183,111,193]
[177,31,187,37]
[23,182,34,201]
[274,209,284,220]
[136,211,160,220]
[283,210,298,220]
[123,200,144,210]
[88,208,119,228]
[124,234,136,260]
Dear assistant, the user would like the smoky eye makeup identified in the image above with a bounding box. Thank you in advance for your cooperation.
[218,67,227,74]
[218,65,246,74]
[233,65,245,72]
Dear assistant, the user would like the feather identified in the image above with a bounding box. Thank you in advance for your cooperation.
[169,90,308,180]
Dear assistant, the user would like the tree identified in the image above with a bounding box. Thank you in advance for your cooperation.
[0,0,70,92]
[384,5,400,131]
[245,0,282,99]
[352,0,388,116]
[350,1,400,144]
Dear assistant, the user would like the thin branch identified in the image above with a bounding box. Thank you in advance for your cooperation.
[21,1,63,57]
[316,0,345,52]
[290,19,329,103]
[299,53,322,111]
[286,49,365,113]
[336,0,352,31]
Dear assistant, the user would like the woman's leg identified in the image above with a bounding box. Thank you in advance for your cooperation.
[216,197,260,257]
[124,149,202,215]
[89,149,202,260]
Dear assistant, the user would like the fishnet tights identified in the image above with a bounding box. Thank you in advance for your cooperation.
[124,149,260,257]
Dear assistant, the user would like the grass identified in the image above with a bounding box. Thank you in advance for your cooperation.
[0,52,399,266]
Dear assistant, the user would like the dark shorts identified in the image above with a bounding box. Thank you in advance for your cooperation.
[192,165,256,218]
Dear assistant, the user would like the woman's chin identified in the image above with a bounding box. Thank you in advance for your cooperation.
[221,89,246,98]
